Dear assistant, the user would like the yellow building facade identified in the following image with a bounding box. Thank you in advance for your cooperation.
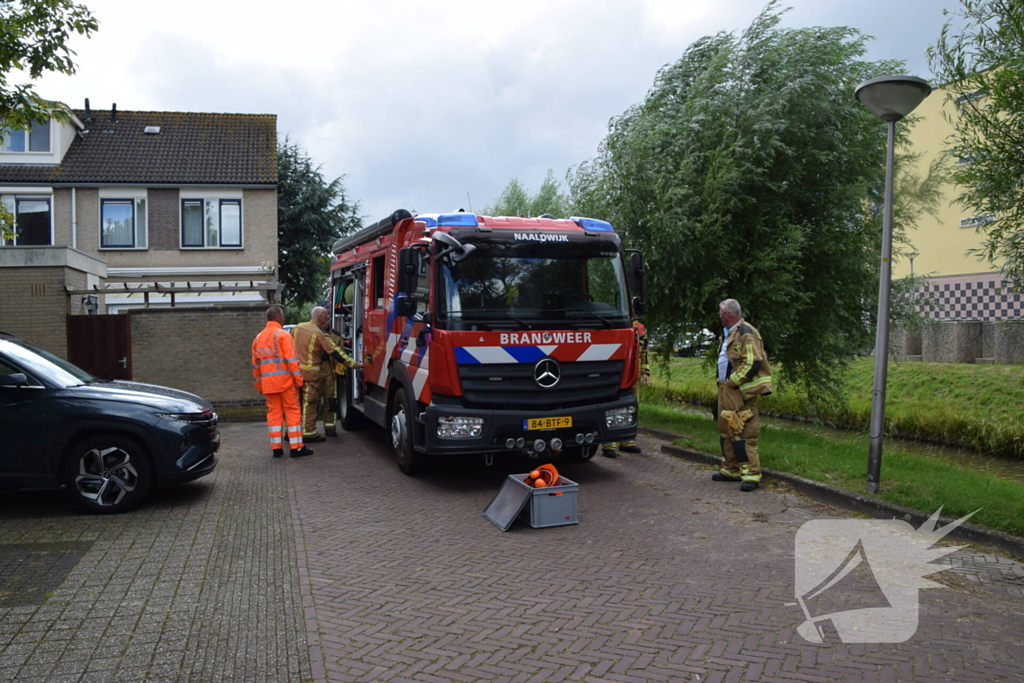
[899,82,1022,321]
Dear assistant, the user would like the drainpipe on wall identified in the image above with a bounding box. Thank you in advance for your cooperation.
[71,187,77,249]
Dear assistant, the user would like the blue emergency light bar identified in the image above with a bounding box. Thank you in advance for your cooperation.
[415,213,480,228]
[571,217,616,233]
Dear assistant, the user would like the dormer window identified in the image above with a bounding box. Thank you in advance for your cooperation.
[1,121,50,153]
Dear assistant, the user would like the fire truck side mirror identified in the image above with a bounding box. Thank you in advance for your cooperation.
[630,251,648,305]
[395,295,418,318]
[398,248,419,294]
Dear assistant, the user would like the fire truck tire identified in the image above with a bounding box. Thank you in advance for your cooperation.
[338,375,367,431]
[390,389,422,475]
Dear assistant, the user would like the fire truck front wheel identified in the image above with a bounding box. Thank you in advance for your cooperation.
[390,390,422,476]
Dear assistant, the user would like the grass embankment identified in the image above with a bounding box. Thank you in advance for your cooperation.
[639,359,1024,538]
[652,356,1024,459]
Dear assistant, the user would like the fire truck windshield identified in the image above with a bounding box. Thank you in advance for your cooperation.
[438,246,631,330]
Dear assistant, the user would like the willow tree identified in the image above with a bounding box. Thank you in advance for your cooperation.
[569,4,919,403]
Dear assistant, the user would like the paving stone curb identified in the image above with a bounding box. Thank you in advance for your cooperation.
[652,435,1024,560]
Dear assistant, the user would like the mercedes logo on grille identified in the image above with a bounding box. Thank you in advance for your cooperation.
[534,357,561,388]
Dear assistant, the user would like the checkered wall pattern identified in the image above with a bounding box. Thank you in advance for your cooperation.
[916,275,1023,321]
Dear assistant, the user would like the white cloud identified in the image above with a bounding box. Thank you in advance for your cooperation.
[35,0,950,222]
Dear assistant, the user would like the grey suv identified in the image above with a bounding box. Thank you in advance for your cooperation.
[0,333,219,513]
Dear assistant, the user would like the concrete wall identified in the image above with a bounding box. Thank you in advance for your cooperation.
[129,305,267,407]
[891,326,922,360]
[992,322,1024,364]
[921,322,983,363]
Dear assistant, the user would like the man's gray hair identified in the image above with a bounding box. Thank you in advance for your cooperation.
[719,299,742,317]
[310,306,328,320]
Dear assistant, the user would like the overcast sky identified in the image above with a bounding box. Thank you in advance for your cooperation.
[36,0,955,224]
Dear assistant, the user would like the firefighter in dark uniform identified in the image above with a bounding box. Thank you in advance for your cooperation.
[713,298,772,491]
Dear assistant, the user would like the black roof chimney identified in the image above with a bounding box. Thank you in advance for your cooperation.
[111,103,117,123]
[84,98,91,123]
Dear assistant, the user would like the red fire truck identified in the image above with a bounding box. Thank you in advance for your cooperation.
[329,209,648,475]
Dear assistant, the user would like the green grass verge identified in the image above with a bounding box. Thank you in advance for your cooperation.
[640,399,1024,538]
[652,356,1024,459]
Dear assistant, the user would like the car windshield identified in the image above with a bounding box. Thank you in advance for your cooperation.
[0,339,95,387]
[438,242,630,329]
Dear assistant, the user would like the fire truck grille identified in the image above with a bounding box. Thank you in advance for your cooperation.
[458,360,624,410]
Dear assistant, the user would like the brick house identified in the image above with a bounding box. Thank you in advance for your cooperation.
[0,104,280,405]
[0,103,279,317]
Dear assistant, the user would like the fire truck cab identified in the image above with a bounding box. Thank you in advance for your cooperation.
[329,209,647,475]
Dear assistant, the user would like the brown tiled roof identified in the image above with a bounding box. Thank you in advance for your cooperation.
[0,110,277,185]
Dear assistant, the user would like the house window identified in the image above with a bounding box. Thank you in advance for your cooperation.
[0,121,50,153]
[100,198,148,249]
[1,196,52,245]
[960,214,995,229]
[955,89,988,106]
[181,198,242,248]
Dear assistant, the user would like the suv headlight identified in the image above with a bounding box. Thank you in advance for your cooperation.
[158,412,215,424]
[604,405,637,429]
[437,416,484,438]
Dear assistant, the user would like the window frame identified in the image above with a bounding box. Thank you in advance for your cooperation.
[179,197,244,249]
[0,121,51,154]
[98,193,148,251]
[1,194,53,246]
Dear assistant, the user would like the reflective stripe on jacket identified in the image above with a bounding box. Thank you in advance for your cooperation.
[293,320,355,376]
[723,319,773,399]
[251,321,303,394]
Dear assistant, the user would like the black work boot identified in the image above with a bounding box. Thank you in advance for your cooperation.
[272,449,284,458]
[305,435,326,444]
[711,472,738,482]
[619,444,641,454]
[290,447,314,458]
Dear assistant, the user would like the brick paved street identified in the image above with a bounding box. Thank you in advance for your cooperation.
[2,422,1024,682]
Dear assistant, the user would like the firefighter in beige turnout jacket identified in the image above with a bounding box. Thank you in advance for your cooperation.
[292,307,359,442]
[713,299,772,491]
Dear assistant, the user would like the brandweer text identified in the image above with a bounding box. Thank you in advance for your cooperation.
[499,332,593,344]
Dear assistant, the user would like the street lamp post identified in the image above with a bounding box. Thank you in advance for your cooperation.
[855,75,931,494]
[906,251,919,279]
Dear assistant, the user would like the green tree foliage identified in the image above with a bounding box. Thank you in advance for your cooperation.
[569,3,912,403]
[0,0,98,240]
[928,0,1024,288]
[483,170,569,217]
[277,138,361,313]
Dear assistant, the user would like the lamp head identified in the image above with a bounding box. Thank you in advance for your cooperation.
[855,75,932,122]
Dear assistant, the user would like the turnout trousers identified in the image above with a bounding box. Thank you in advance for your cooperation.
[265,388,304,452]
[716,382,762,483]
[300,368,335,438]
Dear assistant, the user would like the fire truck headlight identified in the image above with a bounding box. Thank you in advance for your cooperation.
[437,416,484,438]
[604,405,637,429]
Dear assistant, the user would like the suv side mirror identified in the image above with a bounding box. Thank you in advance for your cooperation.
[0,373,28,387]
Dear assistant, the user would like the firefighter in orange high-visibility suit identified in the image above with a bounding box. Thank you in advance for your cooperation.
[292,306,359,442]
[603,320,650,458]
[251,306,313,458]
